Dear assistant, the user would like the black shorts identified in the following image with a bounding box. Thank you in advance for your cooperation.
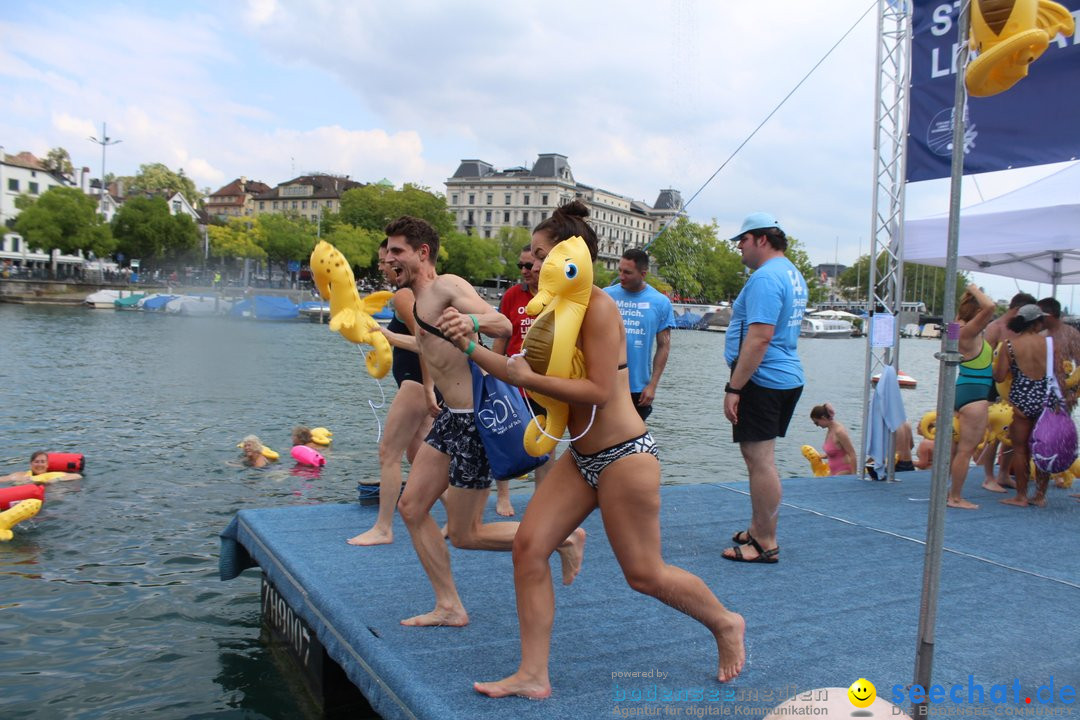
[731,381,802,443]
[630,391,653,422]
[424,408,493,490]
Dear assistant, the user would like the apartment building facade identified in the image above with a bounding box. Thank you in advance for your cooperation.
[205,177,272,220]
[445,153,682,267]
[251,174,364,224]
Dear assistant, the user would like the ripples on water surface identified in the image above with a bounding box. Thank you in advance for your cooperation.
[0,305,944,717]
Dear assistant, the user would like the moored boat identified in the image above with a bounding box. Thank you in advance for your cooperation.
[800,316,854,338]
[872,370,917,388]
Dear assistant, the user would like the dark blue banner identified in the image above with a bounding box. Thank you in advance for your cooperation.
[907,0,1080,182]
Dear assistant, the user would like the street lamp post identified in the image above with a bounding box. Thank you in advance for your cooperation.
[88,122,121,220]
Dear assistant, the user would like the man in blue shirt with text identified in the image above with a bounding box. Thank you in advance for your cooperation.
[605,248,676,421]
[722,213,807,564]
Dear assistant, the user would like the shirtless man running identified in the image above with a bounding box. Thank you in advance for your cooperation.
[384,216,585,627]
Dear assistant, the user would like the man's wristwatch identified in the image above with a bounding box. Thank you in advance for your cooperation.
[724,383,742,395]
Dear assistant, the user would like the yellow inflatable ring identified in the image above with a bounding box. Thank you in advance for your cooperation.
[1063,360,1080,390]
[519,236,593,457]
[237,442,279,461]
[918,411,959,442]
[27,472,70,485]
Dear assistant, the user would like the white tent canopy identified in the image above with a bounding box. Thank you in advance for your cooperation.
[904,162,1080,291]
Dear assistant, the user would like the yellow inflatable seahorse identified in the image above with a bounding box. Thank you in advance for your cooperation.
[0,499,43,542]
[801,446,832,477]
[519,235,592,457]
[310,241,393,379]
[966,0,1075,97]
[983,401,1013,448]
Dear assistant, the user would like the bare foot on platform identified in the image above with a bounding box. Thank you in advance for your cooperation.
[947,497,979,509]
[713,610,746,682]
[346,527,392,546]
[1031,495,1047,508]
[1000,495,1029,507]
[400,608,469,627]
[474,674,551,700]
[556,528,586,585]
[1070,493,1080,502]
[982,479,1008,493]
[496,498,515,517]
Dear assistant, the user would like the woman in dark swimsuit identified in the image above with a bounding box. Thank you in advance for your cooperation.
[459,202,745,699]
[992,304,1050,507]
[948,284,997,509]
[347,244,438,546]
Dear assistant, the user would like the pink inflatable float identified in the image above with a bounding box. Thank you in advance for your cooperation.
[290,445,326,467]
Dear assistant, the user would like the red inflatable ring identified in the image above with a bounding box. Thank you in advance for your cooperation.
[0,483,46,511]
[47,453,84,472]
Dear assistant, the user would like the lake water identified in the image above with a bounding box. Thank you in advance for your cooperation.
[0,305,946,718]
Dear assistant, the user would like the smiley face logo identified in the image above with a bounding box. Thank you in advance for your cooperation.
[848,678,876,708]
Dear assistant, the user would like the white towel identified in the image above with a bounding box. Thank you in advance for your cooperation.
[867,365,908,467]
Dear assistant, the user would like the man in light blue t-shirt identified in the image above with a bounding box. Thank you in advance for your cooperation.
[604,248,675,421]
[721,212,807,566]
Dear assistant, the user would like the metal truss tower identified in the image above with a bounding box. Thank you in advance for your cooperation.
[858,0,913,480]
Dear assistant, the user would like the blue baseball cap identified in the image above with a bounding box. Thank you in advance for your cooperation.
[731,212,784,241]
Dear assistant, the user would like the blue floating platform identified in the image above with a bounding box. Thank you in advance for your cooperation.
[220,470,1080,718]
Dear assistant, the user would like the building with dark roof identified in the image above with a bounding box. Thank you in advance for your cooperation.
[206,177,273,220]
[445,153,681,267]
[252,174,364,224]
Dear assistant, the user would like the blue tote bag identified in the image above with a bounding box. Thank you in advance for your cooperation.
[470,362,549,480]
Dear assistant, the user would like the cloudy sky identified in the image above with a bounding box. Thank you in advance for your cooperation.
[1,0,1072,302]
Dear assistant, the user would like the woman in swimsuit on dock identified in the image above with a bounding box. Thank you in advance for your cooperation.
[459,201,745,699]
[992,304,1050,507]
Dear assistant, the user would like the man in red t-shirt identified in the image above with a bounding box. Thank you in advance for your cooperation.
[491,245,551,514]
[493,245,538,357]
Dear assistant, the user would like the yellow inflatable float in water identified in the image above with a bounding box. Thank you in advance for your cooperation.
[236,442,279,461]
[310,427,333,446]
[965,0,1075,97]
[519,235,592,457]
[0,499,43,541]
[310,240,393,379]
[801,446,832,477]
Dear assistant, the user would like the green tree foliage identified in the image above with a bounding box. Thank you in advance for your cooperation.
[256,213,318,268]
[321,224,382,271]
[648,218,744,302]
[837,254,970,316]
[13,186,114,257]
[207,218,266,261]
[594,265,617,288]
[111,196,198,266]
[782,236,826,305]
[122,163,201,207]
[439,230,503,281]
[494,226,532,279]
[42,147,74,176]
[338,183,455,236]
